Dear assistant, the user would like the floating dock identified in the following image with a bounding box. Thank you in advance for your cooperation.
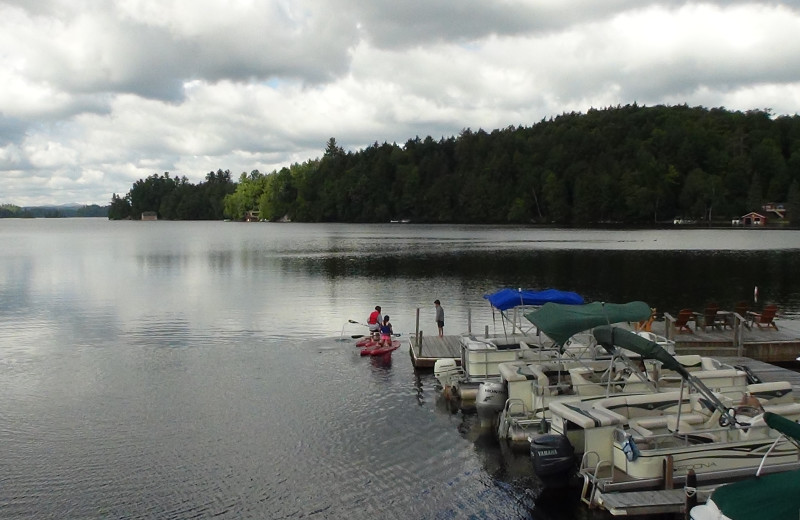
[409,318,800,368]
[594,487,712,516]
[408,334,462,368]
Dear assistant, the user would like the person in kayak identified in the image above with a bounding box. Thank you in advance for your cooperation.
[379,315,393,346]
[367,305,382,339]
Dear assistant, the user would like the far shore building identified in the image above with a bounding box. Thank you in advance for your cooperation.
[763,202,786,219]
[141,211,158,221]
[737,212,766,226]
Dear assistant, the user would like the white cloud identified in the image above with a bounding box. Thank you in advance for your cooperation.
[1,0,799,206]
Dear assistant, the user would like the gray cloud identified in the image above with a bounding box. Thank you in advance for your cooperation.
[1,0,800,206]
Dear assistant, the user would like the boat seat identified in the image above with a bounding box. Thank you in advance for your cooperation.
[592,391,691,422]
[666,415,718,443]
[548,401,625,429]
[700,357,718,370]
[736,415,771,441]
[620,372,653,393]
[692,369,748,393]
[498,361,536,382]
[762,402,800,420]
[530,364,558,396]
[628,416,671,437]
[748,381,793,404]
[568,367,607,397]
[673,354,703,371]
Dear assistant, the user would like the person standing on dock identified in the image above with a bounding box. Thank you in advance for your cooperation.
[434,299,444,337]
[367,306,382,339]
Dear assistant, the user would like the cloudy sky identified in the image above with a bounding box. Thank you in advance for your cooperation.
[2,0,800,206]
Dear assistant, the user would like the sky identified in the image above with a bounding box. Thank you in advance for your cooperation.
[2,1,800,207]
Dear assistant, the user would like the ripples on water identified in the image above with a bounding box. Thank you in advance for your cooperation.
[0,333,558,519]
[1,220,799,518]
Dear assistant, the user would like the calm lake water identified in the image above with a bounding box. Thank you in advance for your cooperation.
[1,219,799,519]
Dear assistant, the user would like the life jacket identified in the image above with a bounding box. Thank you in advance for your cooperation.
[368,311,380,325]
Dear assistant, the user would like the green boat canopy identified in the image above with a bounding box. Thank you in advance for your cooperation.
[593,325,689,378]
[765,411,800,442]
[524,301,652,347]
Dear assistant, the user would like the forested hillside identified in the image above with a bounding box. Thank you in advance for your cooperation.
[109,104,800,225]
[1,204,108,218]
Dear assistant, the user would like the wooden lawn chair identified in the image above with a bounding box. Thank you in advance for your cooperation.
[702,303,721,331]
[734,301,749,317]
[635,307,657,332]
[733,301,750,329]
[674,309,695,334]
[747,304,779,331]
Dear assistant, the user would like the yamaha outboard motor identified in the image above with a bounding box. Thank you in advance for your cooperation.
[475,381,507,427]
[530,434,575,486]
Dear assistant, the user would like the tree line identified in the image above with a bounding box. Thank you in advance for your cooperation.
[109,104,800,225]
[1,204,108,218]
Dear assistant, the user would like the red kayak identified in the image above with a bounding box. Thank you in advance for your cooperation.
[355,337,379,347]
[360,340,400,356]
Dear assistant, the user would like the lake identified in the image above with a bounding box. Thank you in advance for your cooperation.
[1,219,798,519]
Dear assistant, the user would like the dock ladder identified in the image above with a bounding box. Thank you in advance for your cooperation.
[579,451,613,509]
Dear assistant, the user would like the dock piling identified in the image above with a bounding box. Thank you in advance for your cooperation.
[415,307,420,346]
[684,470,697,520]
[663,455,674,490]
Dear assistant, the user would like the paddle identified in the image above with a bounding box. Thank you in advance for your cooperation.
[352,333,401,339]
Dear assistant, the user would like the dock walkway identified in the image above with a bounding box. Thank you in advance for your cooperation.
[408,318,800,368]
[595,487,713,516]
[408,335,462,368]
[653,317,800,362]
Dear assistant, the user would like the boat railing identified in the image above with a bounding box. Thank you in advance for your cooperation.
[461,338,558,379]
[615,417,782,452]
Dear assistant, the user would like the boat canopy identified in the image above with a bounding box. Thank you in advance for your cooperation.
[594,324,738,425]
[707,468,800,520]
[765,411,800,442]
[593,325,689,377]
[483,288,584,311]
[524,301,651,347]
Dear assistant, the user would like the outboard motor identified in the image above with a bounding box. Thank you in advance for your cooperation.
[433,359,461,388]
[475,381,507,426]
[530,434,575,485]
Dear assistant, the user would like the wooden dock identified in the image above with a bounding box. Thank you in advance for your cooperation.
[653,317,800,363]
[408,334,462,368]
[595,487,713,516]
[408,318,800,368]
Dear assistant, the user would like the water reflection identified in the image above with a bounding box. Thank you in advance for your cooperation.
[1,220,799,519]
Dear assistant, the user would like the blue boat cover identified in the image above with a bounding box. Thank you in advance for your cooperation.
[483,288,584,311]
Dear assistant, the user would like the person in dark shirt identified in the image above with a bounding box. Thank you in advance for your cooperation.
[434,300,444,337]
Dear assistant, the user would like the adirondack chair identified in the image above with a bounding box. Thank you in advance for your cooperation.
[748,304,779,330]
[734,301,749,318]
[734,301,750,329]
[702,303,722,331]
[634,307,657,332]
[674,308,695,334]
